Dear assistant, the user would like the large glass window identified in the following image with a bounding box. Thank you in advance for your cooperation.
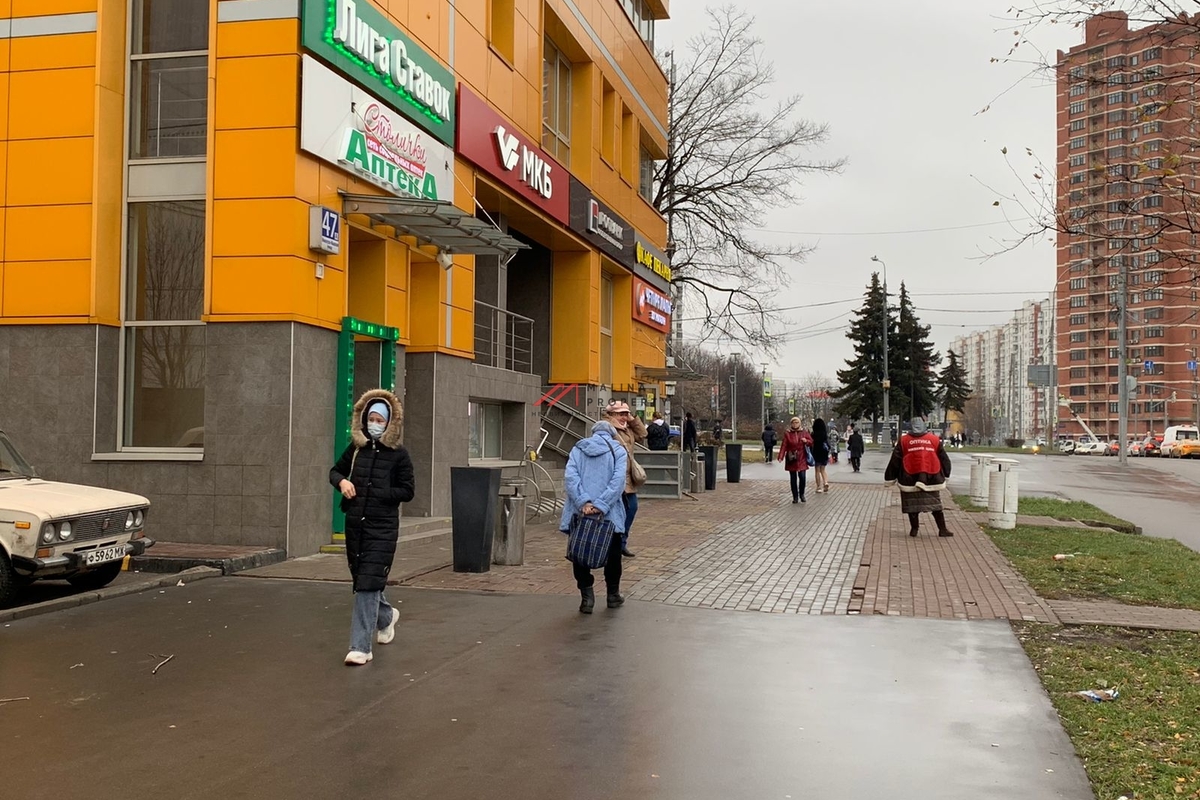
[468,402,503,460]
[600,274,613,387]
[130,0,209,158]
[122,201,206,449]
[542,38,572,164]
[639,145,656,203]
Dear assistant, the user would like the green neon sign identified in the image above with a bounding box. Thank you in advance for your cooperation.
[302,0,456,146]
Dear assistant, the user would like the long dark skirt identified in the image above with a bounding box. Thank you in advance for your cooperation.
[900,489,944,514]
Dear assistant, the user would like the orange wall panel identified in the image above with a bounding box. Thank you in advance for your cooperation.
[7,137,94,206]
[5,204,92,262]
[2,260,91,317]
[95,0,126,95]
[215,18,300,59]
[212,198,309,259]
[210,256,322,319]
[8,67,95,139]
[0,74,7,141]
[407,259,443,350]
[213,128,301,200]
[91,84,124,323]
[316,264,346,325]
[214,55,299,131]
[9,32,96,72]
[10,0,96,16]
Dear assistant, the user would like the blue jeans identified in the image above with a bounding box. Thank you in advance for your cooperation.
[349,589,394,654]
[622,492,639,547]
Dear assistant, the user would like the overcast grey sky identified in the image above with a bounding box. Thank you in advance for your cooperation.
[662,1,1071,389]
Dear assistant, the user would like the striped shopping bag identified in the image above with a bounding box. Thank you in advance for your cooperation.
[566,513,616,569]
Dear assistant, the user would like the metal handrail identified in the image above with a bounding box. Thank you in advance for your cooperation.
[474,301,535,374]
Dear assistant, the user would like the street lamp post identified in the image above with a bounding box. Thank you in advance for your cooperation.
[1116,257,1128,466]
[871,256,891,447]
[729,372,738,443]
[760,362,769,427]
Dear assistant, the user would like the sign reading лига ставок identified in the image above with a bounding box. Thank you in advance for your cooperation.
[302,0,456,146]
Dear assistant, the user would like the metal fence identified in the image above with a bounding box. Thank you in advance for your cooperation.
[474,302,534,374]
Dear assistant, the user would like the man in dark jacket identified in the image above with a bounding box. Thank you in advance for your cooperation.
[847,425,865,472]
[761,423,777,464]
[682,412,699,452]
[883,417,952,537]
[646,411,671,451]
[330,388,415,665]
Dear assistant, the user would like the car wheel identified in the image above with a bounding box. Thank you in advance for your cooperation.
[0,551,21,608]
[66,561,123,591]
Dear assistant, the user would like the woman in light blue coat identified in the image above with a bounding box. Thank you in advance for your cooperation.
[561,420,628,613]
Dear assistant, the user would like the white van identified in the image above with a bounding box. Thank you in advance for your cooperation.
[1160,424,1200,458]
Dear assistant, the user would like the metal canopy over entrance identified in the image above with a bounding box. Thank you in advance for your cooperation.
[332,316,400,537]
[340,194,529,258]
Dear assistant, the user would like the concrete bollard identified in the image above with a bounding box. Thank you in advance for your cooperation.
[987,458,1020,530]
[969,455,994,506]
[691,451,705,493]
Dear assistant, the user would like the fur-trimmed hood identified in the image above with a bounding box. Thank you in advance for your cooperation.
[351,388,404,449]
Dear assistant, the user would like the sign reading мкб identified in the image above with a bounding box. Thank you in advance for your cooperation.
[302,0,456,146]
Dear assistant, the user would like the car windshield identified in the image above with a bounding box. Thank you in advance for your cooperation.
[0,432,37,479]
[1179,431,1199,440]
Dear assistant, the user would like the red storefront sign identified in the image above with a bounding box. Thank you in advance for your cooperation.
[633,277,673,334]
[456,86,570,225]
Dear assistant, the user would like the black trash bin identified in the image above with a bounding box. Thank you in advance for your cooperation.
[700,445,718,491]
[450,467,502,573]
[726,443,743,483]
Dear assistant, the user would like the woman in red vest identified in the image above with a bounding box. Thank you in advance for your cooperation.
[884,417,953,537]
[777,417,813,503]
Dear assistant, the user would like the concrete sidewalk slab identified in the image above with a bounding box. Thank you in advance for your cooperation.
[130,542,284,575]
[0,579,1092,800]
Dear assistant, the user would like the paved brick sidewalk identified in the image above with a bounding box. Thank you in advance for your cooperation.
[850,494,1057,622]
[1047,599,1200,632]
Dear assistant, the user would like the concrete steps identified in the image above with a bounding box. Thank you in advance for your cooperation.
[319,516,452,554]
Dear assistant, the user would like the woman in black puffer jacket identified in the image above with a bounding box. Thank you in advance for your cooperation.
[330,388,415,666]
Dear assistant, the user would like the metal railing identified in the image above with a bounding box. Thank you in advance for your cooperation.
[474,302,534,374]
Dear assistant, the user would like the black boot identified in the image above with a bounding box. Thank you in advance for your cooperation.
[934,511,953,537]
[621,546,636,558]
[908,513,920,537]
[580,587,595,614]
[607,593,625,608]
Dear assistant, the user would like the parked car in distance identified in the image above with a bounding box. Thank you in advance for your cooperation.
[1076,440,1108,455]
[1057,439,1076,454]
[1141,434,1163,457]
[1128,440,1143,457]
[0,430,153,608]
[1162,425,1199,458]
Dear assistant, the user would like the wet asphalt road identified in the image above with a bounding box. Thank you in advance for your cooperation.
[0,577,1091,800]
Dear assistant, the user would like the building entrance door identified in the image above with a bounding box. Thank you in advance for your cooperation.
[330,316,400,539]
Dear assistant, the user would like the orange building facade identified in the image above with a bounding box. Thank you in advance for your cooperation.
[0,0,672,556]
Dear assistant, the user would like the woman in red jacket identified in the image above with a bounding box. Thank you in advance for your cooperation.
[777,417,813,503]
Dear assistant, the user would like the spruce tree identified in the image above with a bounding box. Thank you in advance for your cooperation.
[937,350,972,414]
[831,274,894,432]
[890,283,941,421]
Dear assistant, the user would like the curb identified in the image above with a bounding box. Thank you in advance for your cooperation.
[128,549,286,576]
[0,566,223,624]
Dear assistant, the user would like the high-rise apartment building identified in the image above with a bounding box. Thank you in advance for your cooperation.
[1056,12,1200,439]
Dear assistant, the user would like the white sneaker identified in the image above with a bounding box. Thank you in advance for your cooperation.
[377,607,400,645]
[344,650,373,666]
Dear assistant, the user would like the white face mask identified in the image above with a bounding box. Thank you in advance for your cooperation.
[367,422,386,439]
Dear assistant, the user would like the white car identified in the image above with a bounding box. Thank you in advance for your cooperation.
[0,430,153,607]
[1076,440,1108,455]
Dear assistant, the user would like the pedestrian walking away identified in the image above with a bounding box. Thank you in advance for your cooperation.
[329,389,415,666]
[761,422,777,464]
[884,417,953,537]
[561,420,628,613]
[646,411,671,451]
[828,422,840,464]
[605,401,646,558]
[682,412,699,452]
[810,418,832,493]
[777,417,813,503]
[712,419,725,447]
[847,425,865,473]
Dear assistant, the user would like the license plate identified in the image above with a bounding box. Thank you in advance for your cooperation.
[84,545,125,566]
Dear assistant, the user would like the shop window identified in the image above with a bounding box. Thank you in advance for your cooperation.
[600,274,614,387]
[122,201,206,449]
[468,402,503,460]
[488,0,515,63]
[130,0,209,158]
[542,38,572,164]
[639,144,656,204]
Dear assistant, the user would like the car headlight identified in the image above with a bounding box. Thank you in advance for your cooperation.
[134,509,145,528]
[125,511,135,530]
[41,523,56,544]
[58,521,72,541]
